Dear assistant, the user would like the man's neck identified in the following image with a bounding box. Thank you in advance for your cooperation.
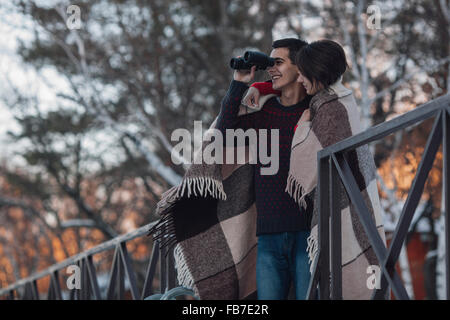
[279,82,306,106]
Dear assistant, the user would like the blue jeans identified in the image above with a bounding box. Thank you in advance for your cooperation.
[256,231,311,300]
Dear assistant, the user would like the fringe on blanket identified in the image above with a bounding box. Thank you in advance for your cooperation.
[174,244,198,296]
[147,175,227,298]
[285,174,308,210]
[285,173,318,274]
[148,212,178,251]
[177,177,227,201]
[148,176,227,256]
[306,228,318,274]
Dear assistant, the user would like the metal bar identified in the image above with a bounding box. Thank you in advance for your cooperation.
[333,152,410,299]
[31,280,39,300]
[52,271,62,300]
[8,290,14,300]
[318,155,331,299]
[160,242,167,293]
[47,278,55,300]
[81,258,90,300]
[306,253,321,300]
[86,255,102,300]
[106,246,120,300]
[444,110,450,299]
[330,158,342,299]
[69,286,75,300]
[318,95,448,158]
[117,247,125,300]
[141,243,160,299]
[79,259,86,300]
[23,283,31,300]
[119,242,140,300]
[374,111,443,299]
[75,260,81,300]
[167,247,176,289]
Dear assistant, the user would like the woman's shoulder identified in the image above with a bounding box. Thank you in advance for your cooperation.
[310,88,339,114]
[311,83,355,115]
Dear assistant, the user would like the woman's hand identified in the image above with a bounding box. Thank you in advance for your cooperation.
[242,86,260,108]
[299,109,311,122]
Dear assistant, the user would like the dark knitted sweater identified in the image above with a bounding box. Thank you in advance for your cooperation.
[216,80,313,235]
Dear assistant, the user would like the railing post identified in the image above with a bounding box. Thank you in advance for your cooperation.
[76,260,82,300]
[51,270,62,300]
[141,243,160,299]
[318,155,331,299]
[117,246,125,299]
[167,246,177,290]
[330,155,342,299]
[81,258,89,300]
[444,109,450,299]
[160,241,167,293]
[106,246,120,300]
[32,280,39,300]
[86,256,101,300]
[119,242,140,299]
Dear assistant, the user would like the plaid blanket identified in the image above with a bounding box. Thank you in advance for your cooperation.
[149,80,387,300]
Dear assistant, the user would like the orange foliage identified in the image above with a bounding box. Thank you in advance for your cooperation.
[377,116,443,216]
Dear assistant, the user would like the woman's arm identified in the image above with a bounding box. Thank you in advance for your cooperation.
[250,81,281,96]
[242,81,281,108]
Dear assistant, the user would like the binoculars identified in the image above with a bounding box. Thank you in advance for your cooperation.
[229,51,275,70]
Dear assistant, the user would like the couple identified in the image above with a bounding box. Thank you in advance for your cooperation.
[150,38,386,300]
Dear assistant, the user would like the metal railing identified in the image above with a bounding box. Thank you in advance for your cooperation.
[0,222,178,300]
[306,93,450,300]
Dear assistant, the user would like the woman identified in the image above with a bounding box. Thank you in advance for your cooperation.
[244,39,387,299]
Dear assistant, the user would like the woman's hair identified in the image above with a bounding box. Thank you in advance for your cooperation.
[295,39,349,89]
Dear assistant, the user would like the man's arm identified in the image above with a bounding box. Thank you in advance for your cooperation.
[216,66,257,134]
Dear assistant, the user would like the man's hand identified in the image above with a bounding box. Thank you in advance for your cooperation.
[233,65,256,84]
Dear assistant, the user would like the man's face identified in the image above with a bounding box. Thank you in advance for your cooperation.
[267,47,300,91]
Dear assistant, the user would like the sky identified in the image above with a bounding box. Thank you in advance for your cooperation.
[0,2,38,162]
[0,1,91,166]
[0,4,23,136]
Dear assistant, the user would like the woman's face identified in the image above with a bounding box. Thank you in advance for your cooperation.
[296,71,322,95]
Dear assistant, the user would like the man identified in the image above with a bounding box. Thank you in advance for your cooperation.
[216,38,313,300]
